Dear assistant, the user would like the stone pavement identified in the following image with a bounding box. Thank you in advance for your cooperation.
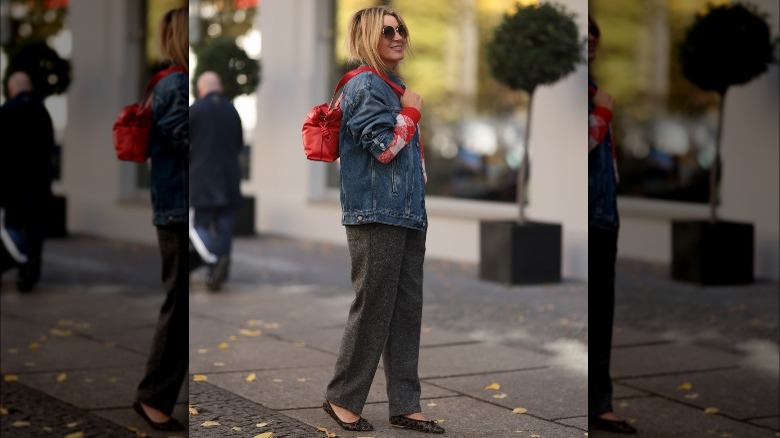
[2,233,778,437]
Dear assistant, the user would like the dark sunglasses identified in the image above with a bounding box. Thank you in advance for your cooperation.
[381,24,408,39]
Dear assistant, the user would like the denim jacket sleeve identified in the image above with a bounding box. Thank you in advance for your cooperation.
[153,72,189,158]
[343,73,419,164]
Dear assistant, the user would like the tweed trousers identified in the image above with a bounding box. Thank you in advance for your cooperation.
[137,224,188,414]
[588,225,618,416]
[326,223,426,417]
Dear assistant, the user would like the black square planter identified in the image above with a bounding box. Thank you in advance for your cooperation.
[234,196,256,236]
[479,220,562,285]
[671,220,753,285]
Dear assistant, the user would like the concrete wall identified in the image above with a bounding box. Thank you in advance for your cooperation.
[63,0,156,244]
[253,0,589,280]
[618,0,780,280]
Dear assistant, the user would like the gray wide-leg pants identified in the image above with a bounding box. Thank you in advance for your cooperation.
[326,223,426,417]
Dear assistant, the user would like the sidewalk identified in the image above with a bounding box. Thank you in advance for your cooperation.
[1,234,778,437]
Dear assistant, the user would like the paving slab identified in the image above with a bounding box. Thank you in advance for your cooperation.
[1,331,146,374]
[417,342,550,378]
[621,368,780,420]
[204,366,456,410]
[612,382,649,399]
[612,327,669,347]
[14,366,187,410]
[188,334,336,374]
[284,395,587,438]
[747,417,780,431]
[427,367,586,421]
[611,344,742,378]
[589,396,775,438]
[555,416,588,430]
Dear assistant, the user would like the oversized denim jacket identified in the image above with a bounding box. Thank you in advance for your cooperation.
[149,70,189,226]
[338,70,427,230]
[588,78,619,229]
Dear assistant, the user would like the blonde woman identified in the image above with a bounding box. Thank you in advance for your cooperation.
[133,7,189,432]
[322,6,444,435]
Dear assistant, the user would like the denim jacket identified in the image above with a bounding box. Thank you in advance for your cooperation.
[149,70,189,226]
[588,78,619,229]
[338,69,427,230]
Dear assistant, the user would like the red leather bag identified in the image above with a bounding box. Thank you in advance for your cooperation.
[303,66,404,162]
[112,65,186,162]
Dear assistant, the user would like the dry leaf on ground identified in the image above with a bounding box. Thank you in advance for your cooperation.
[218,342,230,350]
[512,407,528,414]
[66,422,80,428]
[247,319,264,326]
[214,362,226,367]
[65,432,85,438]
[4,375,19,382]
[232,427,242,431]
[50,329,72,337]
[201,421,220,427]
[484,382,501,390]
[239,329,263,337]
[254,432,274,438]
[197,349,208,354]
[107,377,118,383]
[493,393,508,399]
[246,373,257,382]
[256,422,269,427]
[265,323,280,329]
[127,426,148,437]
[684,393,700,399]
[12,420,30,427]
[193,375,208,382]
[676,382,693,391]
[56,373,67,383]
[0,406,8,415]
[427,402,438,407]
[297,378,307,382]
[29,342,40,350]
[229,335,238,341]
[434,419,444,424]
[189,405,199,415]
[704,407,719,414]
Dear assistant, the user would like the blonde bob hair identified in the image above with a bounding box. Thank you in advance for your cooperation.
[158,7,188,68]
[345,6,411,75]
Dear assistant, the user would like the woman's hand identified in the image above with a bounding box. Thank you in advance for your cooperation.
[401,88,423,112]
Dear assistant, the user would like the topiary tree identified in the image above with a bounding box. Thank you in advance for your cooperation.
[486,2,584,222]
[193,37,261,101]
[679,2,779,222]
[2,39,71,100]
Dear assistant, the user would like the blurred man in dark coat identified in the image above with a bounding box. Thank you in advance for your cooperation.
[0,71,54,292]
[188,71,243,291]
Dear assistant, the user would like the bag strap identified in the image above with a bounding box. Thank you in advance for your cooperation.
[142,65,187,107]
[328,66,405,110]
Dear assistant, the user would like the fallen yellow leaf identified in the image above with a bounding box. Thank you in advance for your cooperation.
[12,420,30,427]
[127,425,148,437]
[327,433,336,438]
[66,422,79,428]
[218,342,230,350]
[316,427,328,432]
[704,407,719,414]
[685,393,700,400]
[493,393,508,399]
[57,373,68,383]
[297,378,307,382]
[530,434,541,438]
[189,405,199,415]
[247,319,264,326]
[65,432,84,438]
[254,433,273,438]
[484,382,501,390]
[232,427,242,431]
[257,422,269,427]
[201,421,220,427]
[58,320,74,326]
[4,374,19,382]
[512,407,528,414]
[43,426,52,432]
[0,406,8,415]
[214,362,226,367]
[427,402,438,407]
[197,348,208,354]
[434,419,444,424]
[193,374,208,382]
[229,335,238,341]
[50,328,72,337]
[676,382,693,391]
[265,323,280,329]
[29,342,40,350]
[239,329,263,337]
[246,372,257,382]
[84,378,93,383]
[107,377,118,383]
